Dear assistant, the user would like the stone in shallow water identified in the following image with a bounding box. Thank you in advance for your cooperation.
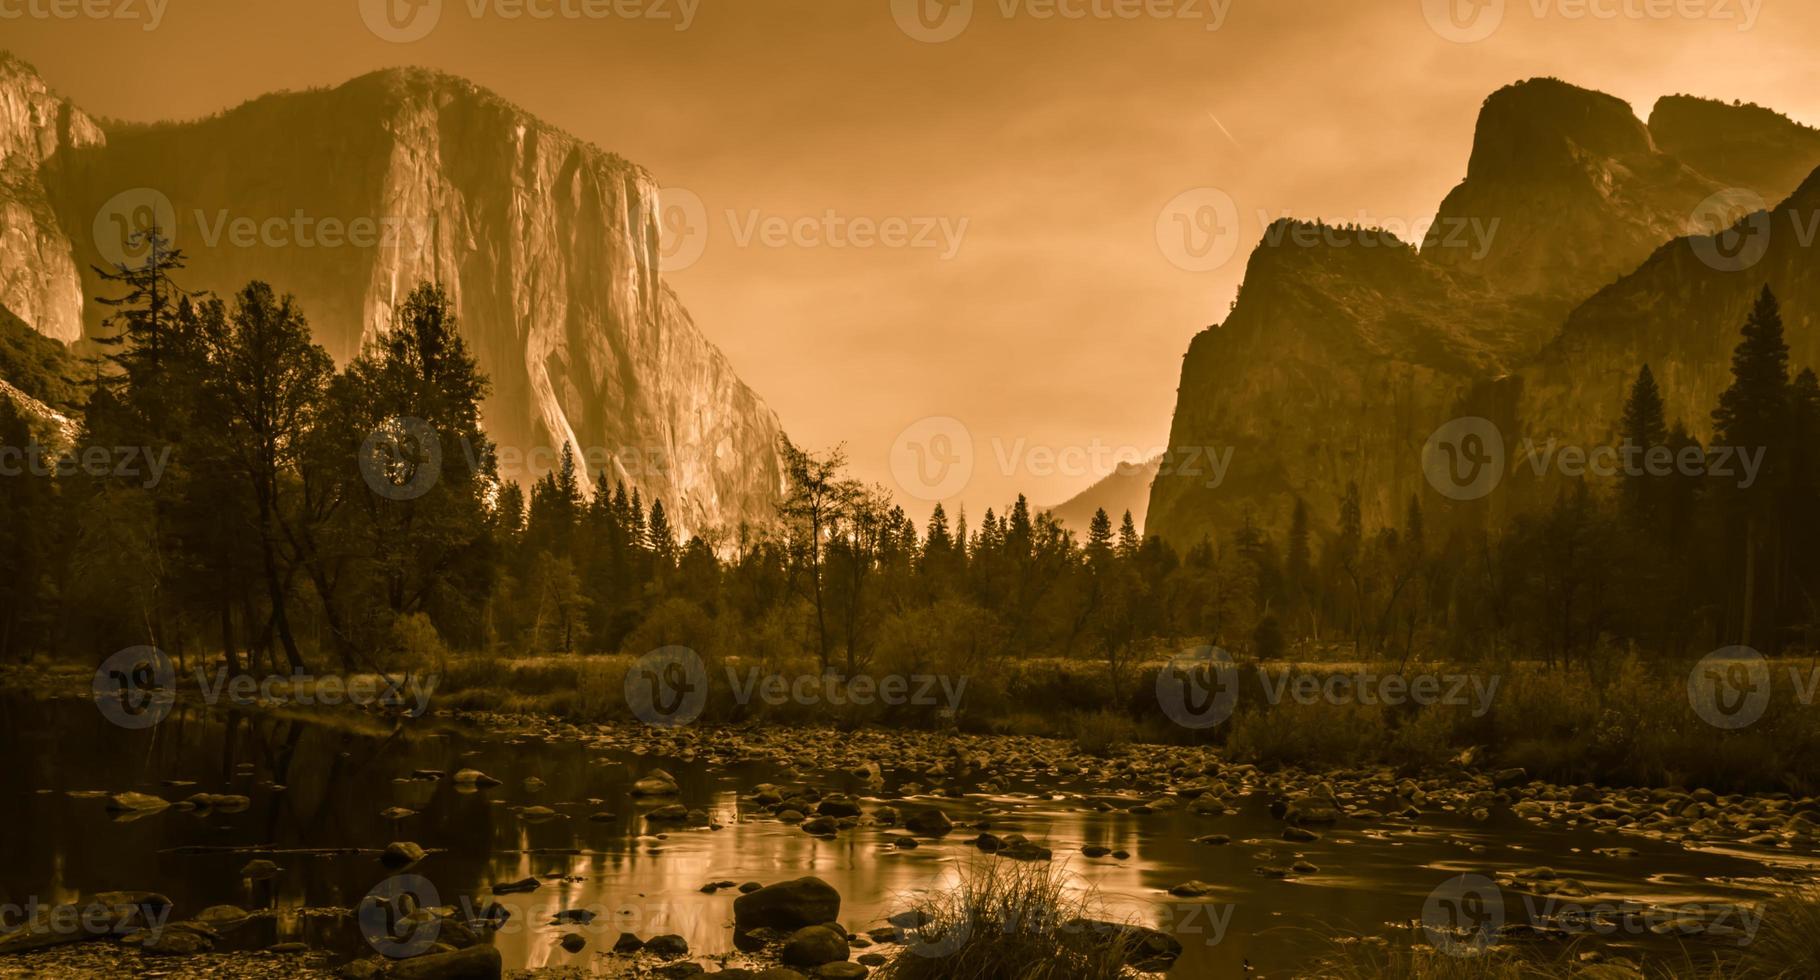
[106,791,169,813]
[382,841,427,867]
[781,925,849,967]
[239,859,281,879]
[559,932,585,953]
[644,933,690,958]
[734,877,843,932]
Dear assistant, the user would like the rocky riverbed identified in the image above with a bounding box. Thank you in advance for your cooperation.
[3,689,1818,978]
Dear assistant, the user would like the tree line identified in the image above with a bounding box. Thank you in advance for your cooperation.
[1,235,1813,678]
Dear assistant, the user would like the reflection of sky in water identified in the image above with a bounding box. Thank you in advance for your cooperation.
[1,696,1809,975]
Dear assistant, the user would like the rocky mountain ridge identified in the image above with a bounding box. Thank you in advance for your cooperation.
[1149,78,1820,545]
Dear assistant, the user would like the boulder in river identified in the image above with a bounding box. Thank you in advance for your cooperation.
[105,792,169,813]
[632,770,681,796]
[451,769,502,788]
[386,945,503,979]
[733,877,842,932]
[382,841,427,867]
[781,925,849,967]
[644,934,690,958]
[903,807,953,836]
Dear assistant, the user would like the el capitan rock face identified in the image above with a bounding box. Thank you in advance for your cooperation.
[0,53,101,346]
[1150,77,1820,547]
[0,56,782,535]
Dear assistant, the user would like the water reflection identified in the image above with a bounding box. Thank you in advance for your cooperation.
[0,696,1807,975]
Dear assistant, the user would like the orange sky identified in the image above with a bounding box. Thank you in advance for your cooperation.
[9,0,1820,521]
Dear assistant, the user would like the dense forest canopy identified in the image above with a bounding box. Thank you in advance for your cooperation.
[3,236,1815,679]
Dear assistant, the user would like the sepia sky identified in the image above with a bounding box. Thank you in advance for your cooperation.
[10,0,1820,521]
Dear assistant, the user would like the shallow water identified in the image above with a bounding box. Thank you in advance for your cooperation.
[1,695,1813,976]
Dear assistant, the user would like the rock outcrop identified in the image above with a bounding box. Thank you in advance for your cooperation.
[1150,77,1820,546]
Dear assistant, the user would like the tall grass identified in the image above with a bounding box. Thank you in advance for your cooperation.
[879,859,1135,980]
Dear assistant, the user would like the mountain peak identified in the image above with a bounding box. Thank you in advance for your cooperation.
[1465,77,1653,180]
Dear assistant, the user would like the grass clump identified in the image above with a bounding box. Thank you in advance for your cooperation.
[881,858,1171,980]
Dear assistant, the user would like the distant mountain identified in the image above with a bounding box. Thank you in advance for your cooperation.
[1149,78,1820,546]
[1650,95,1820,207]
[1045,456,1161,534]
[0,53,783,535]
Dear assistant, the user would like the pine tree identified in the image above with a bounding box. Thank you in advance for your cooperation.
[1087,508,1114,566]
[1711,286,1791,648]
[1116,511,1140,561]
[1619,364,1670,524]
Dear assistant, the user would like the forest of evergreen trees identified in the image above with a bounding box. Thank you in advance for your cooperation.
[2,233,1816,686]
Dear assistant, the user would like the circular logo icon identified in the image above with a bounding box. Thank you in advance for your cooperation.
[1421,0,1505,43]
[358,874,443,958]
[1688,645,1771,730]
[891,0,974,43]
[93,646,176,730]
[631,186,709,274]
[1155,645,1238,730]
[360,0,443,42]
[1422,873,1504,955]
[1422,417,1505,501]
[93,188,177,270]
[890,416,974,502]
[625,646,709,727]
[360,417,443,501]
[1156,188,1241,273]
[1687,188,1771,273]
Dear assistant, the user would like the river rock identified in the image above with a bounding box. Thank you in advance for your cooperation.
[383,841,427,867]
[452,769,501,788]
[781,926,849,967]
[733,877,842,932]
[106,791,169,813]
[645,933,690,958]
[387,945,503,979]
[632,770,681,796]
[240,859,281,879]
[815,964,867,978]
[903,807,953,836]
